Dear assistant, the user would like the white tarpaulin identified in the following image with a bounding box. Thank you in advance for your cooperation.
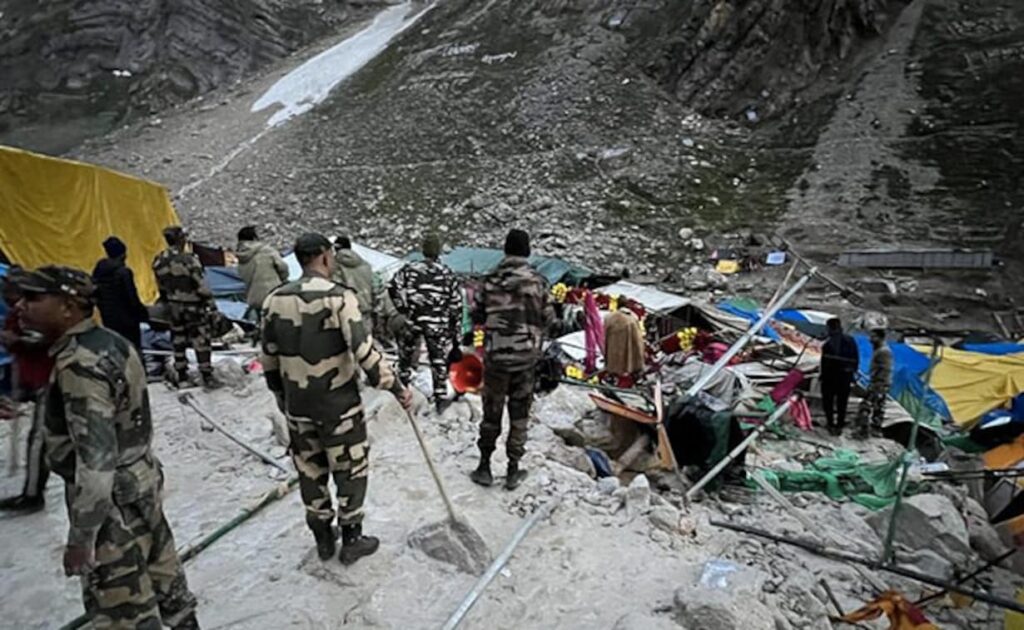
[285,241,405,281]
[595,280,689,313]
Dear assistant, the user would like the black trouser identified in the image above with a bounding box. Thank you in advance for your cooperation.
[821,375,852,428]
[22,392,49,499]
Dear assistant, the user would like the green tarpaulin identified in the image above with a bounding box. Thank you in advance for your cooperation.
[754,449,911,510]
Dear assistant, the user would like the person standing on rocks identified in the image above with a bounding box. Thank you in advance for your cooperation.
[261,233,413,565]
[236,225,289,323]
[0,268,54,514]
[819,317,859,436]
[152,226,222,389]
[92,236,149,350]
[388,233,463,413]
[855,328,892,439]
[331,235,376,323]
[469,229,556,490]
[17,266,199,629]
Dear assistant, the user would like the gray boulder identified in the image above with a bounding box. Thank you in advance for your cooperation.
[867,493,972,564]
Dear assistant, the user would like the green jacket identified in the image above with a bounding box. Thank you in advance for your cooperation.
[237,240,289,308]
[332,249,375,318]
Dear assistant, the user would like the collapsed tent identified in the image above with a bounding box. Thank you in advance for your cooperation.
[0,145,181,303]
[285,242,404,281]
[920,346,1024,429]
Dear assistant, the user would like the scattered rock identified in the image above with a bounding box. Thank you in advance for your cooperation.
[963,497,1009,562]
[674,563,773,630]
[626,474,651,514]
[867,494,972,565]
[649,504,683,534]
[678,227,694,241]
[597,476,621,495]
[895,548,954,581]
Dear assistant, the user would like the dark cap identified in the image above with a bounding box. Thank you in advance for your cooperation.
[19,265,95,302]
[504,229,531,257]
[163,226,186,242]
[422,233,442,259]
[294,233,332,260]
[103,236,127,258]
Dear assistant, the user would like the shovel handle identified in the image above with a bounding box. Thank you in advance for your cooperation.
[405,408,459,522]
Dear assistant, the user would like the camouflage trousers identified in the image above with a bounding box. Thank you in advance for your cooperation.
[287,414,369,528]
[168,302,212,377]
[856,389,887,432]
[398,325,452,400]
[479,365,535,462]
[80,491,196,629]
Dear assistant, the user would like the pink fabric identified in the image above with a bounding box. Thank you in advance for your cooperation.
[583,292,605,372]
[771,369,805,403]
[789,397,813,431]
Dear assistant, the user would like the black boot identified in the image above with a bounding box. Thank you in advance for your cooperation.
[339,523,379,565]
[172,612,201,630]
[470,450,493,487]
[0,494,44,514]
[505,461,528,490]
[309,520,337,561]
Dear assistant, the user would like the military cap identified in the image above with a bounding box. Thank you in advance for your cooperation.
[163,225,186,241]
[294,233,332,258]
[19,265,95,301]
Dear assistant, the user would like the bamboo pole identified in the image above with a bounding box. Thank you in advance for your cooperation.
[881,340,940,564]
[442,498,560,630]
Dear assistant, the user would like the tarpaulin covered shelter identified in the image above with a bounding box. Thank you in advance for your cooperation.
[0,146,180,303]
[917,346,1024,429]
[285,241,404,281]
[408,247,593,285]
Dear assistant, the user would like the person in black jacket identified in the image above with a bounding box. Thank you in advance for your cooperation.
[92,236,149,349]
[820,317,860,436]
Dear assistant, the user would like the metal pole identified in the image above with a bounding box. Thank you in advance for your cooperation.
[685,270,815,398]
[178,393,290,475]
[710,519,1024,615]
[881,340,941,563]
[685,397,794,500]
[765,259,799,312]
[442,499,560,630]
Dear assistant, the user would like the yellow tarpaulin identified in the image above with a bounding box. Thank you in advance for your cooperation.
[913,345,1024,428]
[0,146,179,303]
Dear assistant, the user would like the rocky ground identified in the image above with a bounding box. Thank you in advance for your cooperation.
[1,358,1020,629]
[18,0,1013,334]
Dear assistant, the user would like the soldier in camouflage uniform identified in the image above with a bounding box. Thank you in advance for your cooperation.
[388,233,463,412]
[261,234,413,564]
[469,230,556,490]
[152,226,221,389]
[17,266,198,629]
[855,328,892,439]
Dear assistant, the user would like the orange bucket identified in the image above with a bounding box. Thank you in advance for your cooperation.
[449,353,484,394]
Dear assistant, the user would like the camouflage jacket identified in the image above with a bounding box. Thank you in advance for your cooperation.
[152,246,212,304]
[868,344,893,394]
[471,256,556,371]
[388,259,462,335]
[261,272,402,424]
[44,319,160,549]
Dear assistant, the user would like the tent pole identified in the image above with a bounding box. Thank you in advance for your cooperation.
[684,270,816,398]
[685,397,794,501]
[880,339,941,563]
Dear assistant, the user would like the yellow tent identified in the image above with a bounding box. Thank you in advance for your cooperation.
[913,345,1024,428]
[0,146,180,303]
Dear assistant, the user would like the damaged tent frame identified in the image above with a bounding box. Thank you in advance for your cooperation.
[710,519,1024,615]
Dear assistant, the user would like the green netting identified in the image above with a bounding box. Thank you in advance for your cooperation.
[753,448,912,510]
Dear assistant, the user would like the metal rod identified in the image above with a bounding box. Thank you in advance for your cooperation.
[442,499,560,630]
[685,397,794,500]
[916,547,1017,607]
[178,393,290,475]
[685,271,815,398]
[775,235,865,305]
[765,259,800,312]
[819,578,844,616]
[404,408,458,523]
[994,312,1012,339]
[710,519,1024,615]
[881,340,940,563]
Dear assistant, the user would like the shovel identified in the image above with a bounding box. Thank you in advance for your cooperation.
[403,407,491,575]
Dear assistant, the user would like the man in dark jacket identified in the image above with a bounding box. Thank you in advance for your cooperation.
[469,229,556,490]
[819,317,859,436]
[332,236,375,321]
[92,236,149,349]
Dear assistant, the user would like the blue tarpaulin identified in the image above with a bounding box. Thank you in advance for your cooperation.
[205,266,247,298]
[961,342,1024,356]
[854,335,950,427]
[715,302,782,342]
